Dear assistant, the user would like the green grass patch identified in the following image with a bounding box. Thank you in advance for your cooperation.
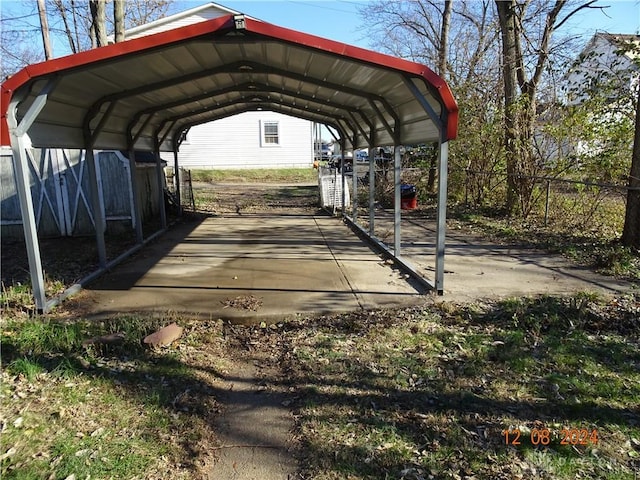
[0,313,225,479]
[190,167,318,184]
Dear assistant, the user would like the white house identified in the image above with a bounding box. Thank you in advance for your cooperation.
[563,32,639,106]
[547,32,640,167]
[121,2,315,169]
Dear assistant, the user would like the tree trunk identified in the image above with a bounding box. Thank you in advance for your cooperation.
[622,85,640,249]
[427,0,452,194]
[495,0,520,214]
[37,0,53,60]
[70,0,81,53]
[90,0,108,48]
[438,0,452,77]
[114,0,126,43]
[52,0,78,54]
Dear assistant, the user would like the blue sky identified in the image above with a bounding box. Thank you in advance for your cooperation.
[199,0,640,48]
[2,0,638,56]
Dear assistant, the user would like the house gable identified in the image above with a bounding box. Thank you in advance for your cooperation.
[118,2,244,40]
[564,32,640,105]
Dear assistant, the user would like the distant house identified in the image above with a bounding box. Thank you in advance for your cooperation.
[119,2,315,169]
[563,32,640,106]
[547,32,640,171]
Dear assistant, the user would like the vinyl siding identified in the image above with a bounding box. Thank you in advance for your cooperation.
[123,3,241,39]
[177,112,314,169]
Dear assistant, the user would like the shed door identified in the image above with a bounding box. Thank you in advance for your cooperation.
[1,148,134,237]
[59,150,135,235]
[95,151,135,228]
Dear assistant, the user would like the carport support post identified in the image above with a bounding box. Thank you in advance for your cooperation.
[368,142,375,236]
[393,144,401,255]
[9,133,47,312]
[352,144,358,223]
[435,140,448,294]
[7,79,58,312]
[127,146,144,243]
[83,147,107,268]
[340,141,346,215]
[154,140,167,229]
[173,149,182,215]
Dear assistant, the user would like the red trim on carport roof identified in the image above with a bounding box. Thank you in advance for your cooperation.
[0,15,237,146]
[1,12,458,145]
[240,17,458,141]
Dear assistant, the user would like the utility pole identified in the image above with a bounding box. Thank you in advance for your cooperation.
[37,0,53,59]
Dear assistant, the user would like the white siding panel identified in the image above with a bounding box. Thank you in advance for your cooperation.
[178,112,314,169]
[127,11,229,39]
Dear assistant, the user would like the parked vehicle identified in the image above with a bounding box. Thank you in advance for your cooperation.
[314,143,332,161]
[355,149,369,161]
[328,154,353,173]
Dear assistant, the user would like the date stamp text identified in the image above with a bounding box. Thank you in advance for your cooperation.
[502,427,599,446]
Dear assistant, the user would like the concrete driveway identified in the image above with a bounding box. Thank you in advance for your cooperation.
[371,213,633,302]
[81,212,426,321]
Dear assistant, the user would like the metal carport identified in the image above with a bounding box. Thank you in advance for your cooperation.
[1,13,458,312]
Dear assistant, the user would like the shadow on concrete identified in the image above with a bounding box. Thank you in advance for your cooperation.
[77,211,427,322]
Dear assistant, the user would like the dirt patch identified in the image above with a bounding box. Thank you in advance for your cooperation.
[192,182,319,215]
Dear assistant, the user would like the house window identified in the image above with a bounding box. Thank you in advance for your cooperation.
[261,120,280,146]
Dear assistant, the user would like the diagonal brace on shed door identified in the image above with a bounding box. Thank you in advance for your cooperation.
[7,76,59,312]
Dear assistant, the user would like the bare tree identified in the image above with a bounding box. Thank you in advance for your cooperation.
[114,0,125,43]
[50,0,82,54]
[622,85,640,249]
[495,0,599,215]
[360,1,503,201]
[123,0,173,27]
[0,3,44,78]
[89,0,108,48]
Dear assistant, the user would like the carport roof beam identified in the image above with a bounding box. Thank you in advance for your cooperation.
[158,84,370,135]
[170,103,350,145]
[2,14,458,150]
[402,75,446,142]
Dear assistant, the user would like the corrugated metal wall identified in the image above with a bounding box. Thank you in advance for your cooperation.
[177,112,314,169]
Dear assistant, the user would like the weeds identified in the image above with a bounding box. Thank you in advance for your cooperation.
[225,294,640,479]
[1,293,638,479]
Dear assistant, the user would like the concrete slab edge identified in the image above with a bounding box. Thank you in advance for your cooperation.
[45,226,169,312]
[343,215,436,293]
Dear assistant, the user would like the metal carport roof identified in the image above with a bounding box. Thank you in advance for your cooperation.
[1,13,458,312]
[1,14,457,150]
